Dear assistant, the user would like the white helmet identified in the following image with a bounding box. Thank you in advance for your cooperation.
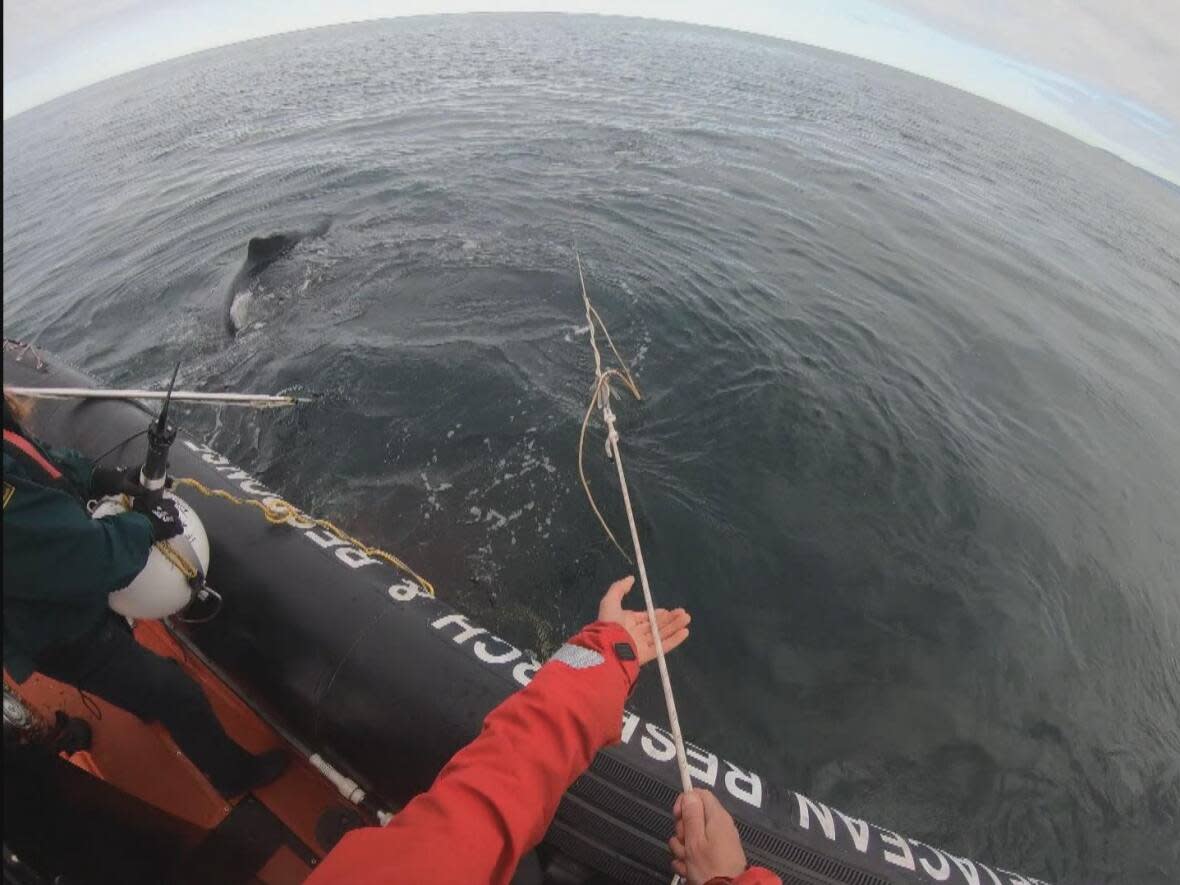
[91,492,211,619]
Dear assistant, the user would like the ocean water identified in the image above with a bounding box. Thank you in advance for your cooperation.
[4,14,1179,883]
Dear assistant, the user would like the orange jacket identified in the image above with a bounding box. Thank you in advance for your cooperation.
[710,871,781,884]
[308,620,779,885]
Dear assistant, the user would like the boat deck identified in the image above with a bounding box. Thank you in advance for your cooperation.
[6,619,368,883]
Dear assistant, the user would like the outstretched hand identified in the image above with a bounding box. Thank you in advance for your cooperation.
[598,576,690,666]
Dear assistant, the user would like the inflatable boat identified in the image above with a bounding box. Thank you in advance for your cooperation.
[2,340,1049,885]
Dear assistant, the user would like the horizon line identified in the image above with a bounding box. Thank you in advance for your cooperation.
[3,10,1178,187]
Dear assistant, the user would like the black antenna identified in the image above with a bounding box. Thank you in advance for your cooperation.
[156,361,181,435]
[141,361,181,491]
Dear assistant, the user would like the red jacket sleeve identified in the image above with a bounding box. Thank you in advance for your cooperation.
[715,868,782,884]
[308,621,640,885]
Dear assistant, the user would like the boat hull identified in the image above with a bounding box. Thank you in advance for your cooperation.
[2,344,1047,885]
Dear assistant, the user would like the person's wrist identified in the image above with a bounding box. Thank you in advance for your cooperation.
[593,619,636,647]
[584,621,641,689]
[607,621,640,652]
[605,622,641,660]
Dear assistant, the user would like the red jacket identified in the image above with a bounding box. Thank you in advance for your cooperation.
[706,873,781,884]
[309,621,779,885]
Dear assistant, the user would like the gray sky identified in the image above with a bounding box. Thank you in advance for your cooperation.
[886,0,1177,129]
[3,0,1178,183]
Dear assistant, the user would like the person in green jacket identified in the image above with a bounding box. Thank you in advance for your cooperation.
[2,392,286,797]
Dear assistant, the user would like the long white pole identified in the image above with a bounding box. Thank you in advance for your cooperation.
[605,409,694,794]
[5,386,310,408]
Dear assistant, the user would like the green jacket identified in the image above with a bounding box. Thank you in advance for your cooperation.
[3,434,154,682]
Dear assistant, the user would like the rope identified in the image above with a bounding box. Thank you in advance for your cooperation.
[171,477,436,597]
[574,252,693,799]
[577,369,639,560]
[118,492,198,579]
[155,538,199,580]
[576,251,643,561]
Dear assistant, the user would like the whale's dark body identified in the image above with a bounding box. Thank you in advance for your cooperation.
[224,222,329,335]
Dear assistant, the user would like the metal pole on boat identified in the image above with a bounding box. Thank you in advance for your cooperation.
[4,386,314,408]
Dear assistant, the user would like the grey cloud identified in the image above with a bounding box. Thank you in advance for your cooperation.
[883,0,1179,125]
[3,0,155,79]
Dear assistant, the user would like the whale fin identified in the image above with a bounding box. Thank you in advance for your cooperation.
[224,220,330,336]
[245,233,301,273]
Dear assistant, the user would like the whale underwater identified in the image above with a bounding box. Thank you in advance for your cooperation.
[225,221,329,335]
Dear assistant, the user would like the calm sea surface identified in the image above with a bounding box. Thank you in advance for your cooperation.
[4,15,1179,883]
